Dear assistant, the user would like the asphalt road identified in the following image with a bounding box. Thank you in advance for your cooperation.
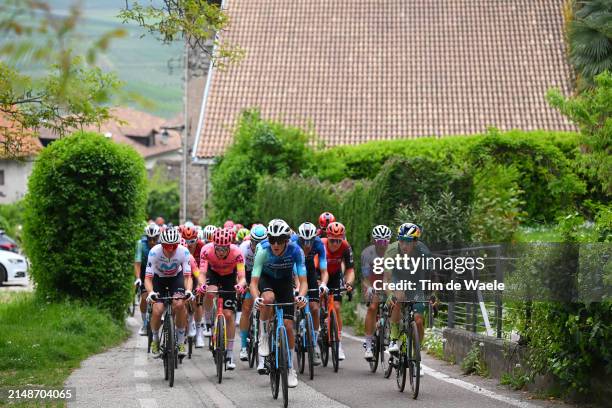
[66,315,574,408]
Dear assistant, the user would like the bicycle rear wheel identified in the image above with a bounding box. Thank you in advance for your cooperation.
[146,314,152,354]
[382,318,393,378]
[329,311,340,372]
[278,327,289,408]
[369,329,379,373]
[408,321,421,399]
[296,312,305,374]
[396,350,407,392]
[248,313,258,368]
[269,328,280,399]
[215,317,226,384]
[188,336,193,359]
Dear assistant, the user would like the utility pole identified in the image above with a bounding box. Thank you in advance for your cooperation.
[181,39,189,224]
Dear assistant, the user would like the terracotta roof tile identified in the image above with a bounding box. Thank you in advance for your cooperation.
[194,0,576,158]
[0,113,42,159]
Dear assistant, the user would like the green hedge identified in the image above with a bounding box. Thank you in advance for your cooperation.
[23,132,147,320]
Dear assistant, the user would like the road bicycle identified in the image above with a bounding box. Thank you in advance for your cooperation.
[263,302,294,408]
[319,287,351,372]
[295,288,317,380]
[246,298,260,369]
[387,300,427,399]
[156,291,189,388]
[366,290,390,374]
[206,289,238,384]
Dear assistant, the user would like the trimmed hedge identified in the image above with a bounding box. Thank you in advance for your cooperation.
[23,132,147,320]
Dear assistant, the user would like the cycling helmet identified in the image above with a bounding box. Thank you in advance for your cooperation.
[203,225,217,242]
[267,219,291,238]
[372,224,392,240]
[327,222,346,239]
[235,223,244,232]
[144,223,161,238]
[181,225,198,241]
[214,228,233,246]
[236,228,250,242]
[160,227,180,244]
[318,212,336,229]
[184,221,195,228]
[223,220,235,230]
[298,222,318,240]
[397,223,422,241]
[197,229,205,241]
[268,218,282,227]
[250,224,268,242]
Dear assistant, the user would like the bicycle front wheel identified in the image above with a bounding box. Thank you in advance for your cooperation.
[296,312,305,374]
[381,318,393,378]
[408,321,421,399]
[166,312,176,387]
[329,311,340,372]
[278,327,289,408]
[369,329,379,373]
[215,317,226,384]
[269,331,280,399]
[248,313,258,368]
[306,313,315,380]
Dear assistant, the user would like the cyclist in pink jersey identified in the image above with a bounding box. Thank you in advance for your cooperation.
[198,228,246,369]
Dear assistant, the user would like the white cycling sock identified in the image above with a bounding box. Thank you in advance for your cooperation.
[153,330,159,342]
[177,328,186,344]
[141,312,146,324]
[365,335,373,349]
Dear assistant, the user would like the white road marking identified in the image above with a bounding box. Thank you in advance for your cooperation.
[135,383,151,393]
[134,370,148,378]
[138,398,158,408]
[342,333,539,408]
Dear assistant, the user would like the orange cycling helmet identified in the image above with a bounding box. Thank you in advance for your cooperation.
[319,212,336,229]
[181,226,198,241]
[326,222,345,239]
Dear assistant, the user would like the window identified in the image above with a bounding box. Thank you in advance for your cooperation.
[0,170,4,186]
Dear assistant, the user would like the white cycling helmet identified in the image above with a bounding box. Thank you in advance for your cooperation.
[298,222,318,240]
[184,221,195,228]
[144,223,161,238]
[267,219,291,238]
[160,227,180,244]
[203,225,217,242]
[372,224,392,240]
[197,229,205,241]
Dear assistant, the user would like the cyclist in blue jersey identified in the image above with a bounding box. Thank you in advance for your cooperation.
[134,223,160,335]
[250,219,307,388]
[291,222,329,365]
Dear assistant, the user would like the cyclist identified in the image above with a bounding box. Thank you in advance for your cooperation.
[181,226,206,348]
[198,228,247,370]
[250,219,307,388]
[236,227,250,245]
[291,222,329,365]
[134,223,161,335]
[321,221,355,361]
[317,212,335,239]
[203,225,217,244]
[155,216,165,227]
[145,228,194,357]
[238,224,268,361]
[361,225,392,360]
[384,223,433,367]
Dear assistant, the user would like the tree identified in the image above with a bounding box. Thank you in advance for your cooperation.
[566,0,612,89]
[0,0,126,158]
[119,0,244,68]
[547,71,612,196]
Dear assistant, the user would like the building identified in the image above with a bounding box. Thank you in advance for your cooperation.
[0,114,43,204]
[185,0,576,222]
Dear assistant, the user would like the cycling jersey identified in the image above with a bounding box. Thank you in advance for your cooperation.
[361,244,383,285]
[135,237,154,280]
[322,238,354,275]
[188,239,204,266]
[199,242,245,279]
[239,240,257,273]
[252,241,306,280]
[188,253,199,279]
[290,235,327,272]
[145,244,192,278]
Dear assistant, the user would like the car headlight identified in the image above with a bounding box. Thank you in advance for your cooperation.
[7,258,24,264]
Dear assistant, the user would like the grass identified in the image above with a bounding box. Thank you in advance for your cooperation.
[0,292,129,396]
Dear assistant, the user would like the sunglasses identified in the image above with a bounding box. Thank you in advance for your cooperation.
[375,239,390,246]
[269,236,288,245]
[301,238,314,246]
[185,239,197,245]
[329,239,343,245]
[162,243,178,251]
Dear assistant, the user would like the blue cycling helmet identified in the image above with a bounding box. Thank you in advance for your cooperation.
[250,224,268,243]
[397,223,422,241]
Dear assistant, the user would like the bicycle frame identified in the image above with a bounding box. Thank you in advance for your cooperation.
[271,304,292,370]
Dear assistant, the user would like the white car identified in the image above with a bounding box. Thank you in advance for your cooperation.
[0,250,28,285]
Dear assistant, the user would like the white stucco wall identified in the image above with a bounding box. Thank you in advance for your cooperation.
[0,159,34,204]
